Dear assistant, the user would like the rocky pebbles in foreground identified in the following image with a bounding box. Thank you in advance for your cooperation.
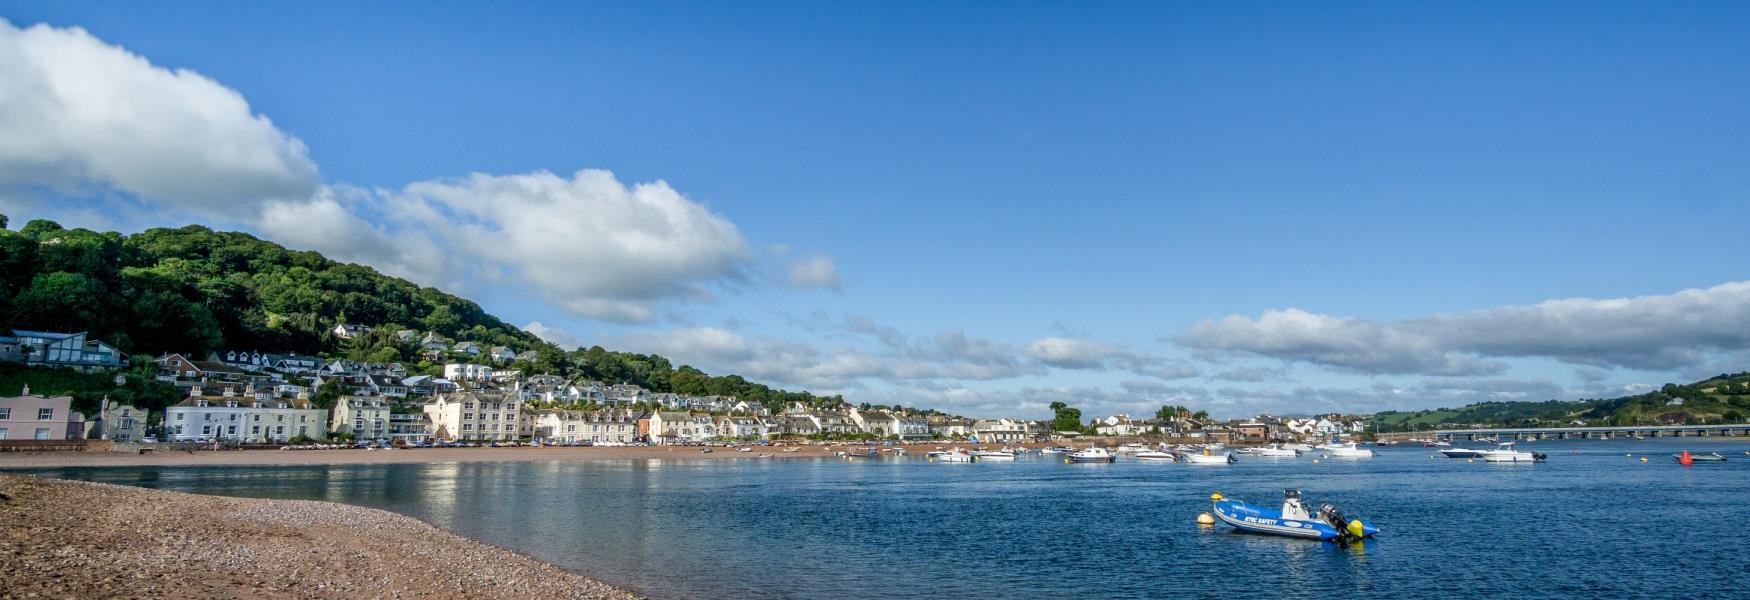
[0,472,642,599]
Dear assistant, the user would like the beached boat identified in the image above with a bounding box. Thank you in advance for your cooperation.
[1439,447,1485,459]
[1067,447,1115,463]
[1182,449,1236,464]
[1134,450,1178,461]
[1478,442,1544,463]
[1323,442,1376,458]
[1210,489,1379,542]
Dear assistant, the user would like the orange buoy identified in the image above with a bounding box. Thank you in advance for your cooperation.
[1678,450,1693,466]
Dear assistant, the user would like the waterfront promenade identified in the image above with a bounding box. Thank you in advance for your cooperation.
[1381,423,1750,441]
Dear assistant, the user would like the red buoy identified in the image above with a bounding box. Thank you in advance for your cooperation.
[1678,450,1693,466]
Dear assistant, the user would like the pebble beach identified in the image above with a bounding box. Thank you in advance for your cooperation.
[0,472,642,599]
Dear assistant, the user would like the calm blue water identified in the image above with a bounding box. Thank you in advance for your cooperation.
[18,439,1750,599]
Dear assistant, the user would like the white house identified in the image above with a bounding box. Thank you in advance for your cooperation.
[452,341,482,356]
[422,391,521,441]
[332,323,371,339]
[165,386,327,443]
[443,363,494,382]
[527,409,639,444]
[488,346,517,363]
[331,396,391,440]
[649,411,715,444]
[971,419,1029,443]
[715,416,768,440]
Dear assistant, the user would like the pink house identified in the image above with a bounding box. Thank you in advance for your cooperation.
[0,385,86,441]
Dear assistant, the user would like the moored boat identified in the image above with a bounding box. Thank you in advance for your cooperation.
[971,449,1016,462]
[1439,447,1485,459]
[1210,489,1378,543]
[1478,442,1544,463]
[1067,447,1115,463]
[1134,450,1178,461]
[931,448,973,462]
[1252,444,1300,458]
[1674,450,1726,464]
[1182,448,1236,464]
[1323,442,1376,458]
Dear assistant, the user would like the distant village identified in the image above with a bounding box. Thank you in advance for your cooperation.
[0,327,1371,447]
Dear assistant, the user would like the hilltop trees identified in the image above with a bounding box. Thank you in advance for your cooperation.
[0,217,847,415]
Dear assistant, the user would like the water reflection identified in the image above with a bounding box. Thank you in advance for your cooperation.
[17,438,1750,600]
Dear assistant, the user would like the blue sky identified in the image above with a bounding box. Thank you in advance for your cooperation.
[2,1,1747,419]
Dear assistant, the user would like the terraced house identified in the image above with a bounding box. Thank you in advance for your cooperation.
[331,396,391,440]
[423,391,521,441]
[525,409,639,444]
[165,386,327,443]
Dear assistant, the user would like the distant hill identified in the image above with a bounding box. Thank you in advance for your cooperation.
[1372,373,1750,432]
[0,215,842,413]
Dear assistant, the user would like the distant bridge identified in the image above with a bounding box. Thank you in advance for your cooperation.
[1381,424,1750,441]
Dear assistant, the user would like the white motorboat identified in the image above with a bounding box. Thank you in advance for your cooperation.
[1439,447,1486,459]
[1117,443,1147,454]
[1281,443,1315,453]
[1039,447,1067,455]
[932,448,973,463]
[1181,448,1236,464]
[1253,444,1300,458]
[1067,447,1115,463]
[1134,450,1178,461]
[971,449,1016,462]
[1323,442,1375,458]
[1479,442,1545,463]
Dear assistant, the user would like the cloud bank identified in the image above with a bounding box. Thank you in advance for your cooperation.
[1177,281,1750,374]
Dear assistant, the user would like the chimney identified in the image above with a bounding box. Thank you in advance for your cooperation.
[189,385,203,397]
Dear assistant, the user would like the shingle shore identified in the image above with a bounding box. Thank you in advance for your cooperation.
[0,472,643,599]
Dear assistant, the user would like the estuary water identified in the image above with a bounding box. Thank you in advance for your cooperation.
[24,438,1750,599]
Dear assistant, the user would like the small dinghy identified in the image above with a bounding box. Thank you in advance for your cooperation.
[1211,489,1378,543]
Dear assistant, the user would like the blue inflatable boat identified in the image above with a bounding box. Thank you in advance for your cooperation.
[1210,489,1379,542]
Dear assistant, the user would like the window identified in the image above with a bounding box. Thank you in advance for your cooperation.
[464,402,474,410]
[0,408,8,419]
[276,415,284,422]
[252,426,260,434]
[121,409,131,417]
[299,426,307,435]
[176,413,185,421]
[0,428,7,439]
[253,414,260,422]
[230,414,238,421]
[35,428,51,440]
[201,425,212,435]
[203,414,212,422]
[120,418,135,430]
[462,424,473,431]
[275,426,284,435]
[227,426,236,435]
[38,408,54,420]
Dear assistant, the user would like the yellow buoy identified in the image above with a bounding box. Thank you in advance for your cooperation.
[1210,492,1224,502]
[1197,512,1215,525]
[1347,519,1365,538]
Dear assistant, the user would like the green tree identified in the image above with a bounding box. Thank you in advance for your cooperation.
[1050,402,1084,433]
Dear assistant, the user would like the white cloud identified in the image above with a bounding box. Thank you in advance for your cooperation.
[1176,281,1750,374]
[788,255,840,289]
[522,321,587,350]
[1023,336,1198,380]
[0,19,317,210]
[0,20,831,324]
[381,170,755,322]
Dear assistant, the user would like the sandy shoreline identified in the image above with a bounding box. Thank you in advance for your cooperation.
[0,443,1016,469]
[0,471,641,599]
